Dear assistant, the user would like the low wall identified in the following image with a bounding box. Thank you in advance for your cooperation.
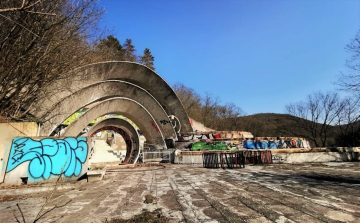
[174,148,360,164]
[1,136,91,185]
[271,147,360,163]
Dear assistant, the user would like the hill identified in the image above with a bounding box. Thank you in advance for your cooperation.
[224,113,307,137]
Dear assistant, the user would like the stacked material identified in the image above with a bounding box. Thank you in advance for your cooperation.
[177,131,311,151]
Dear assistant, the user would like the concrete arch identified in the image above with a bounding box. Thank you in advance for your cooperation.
[63,98,166,149]
[31,62,192,133]
[40,80,176,139]
[88,118,141,164]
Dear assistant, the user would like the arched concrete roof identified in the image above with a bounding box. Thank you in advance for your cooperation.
[88,118,140,164]
[62,98,166,149]
[40,81,176,139]
[32,62,192,133]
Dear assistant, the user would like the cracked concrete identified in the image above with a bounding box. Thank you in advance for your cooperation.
[1,163,360,222]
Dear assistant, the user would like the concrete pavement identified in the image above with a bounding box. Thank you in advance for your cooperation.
[0,163,360,222]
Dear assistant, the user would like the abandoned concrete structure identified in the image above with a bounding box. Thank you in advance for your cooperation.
[32,61,193,150]
[0,62,195,184]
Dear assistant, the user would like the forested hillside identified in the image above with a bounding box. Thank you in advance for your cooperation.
[0,0,155,119]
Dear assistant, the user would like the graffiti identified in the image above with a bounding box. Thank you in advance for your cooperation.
[190,141,238,151]
[160,120,171,125]
[180,133,219,141]
[6,137,88,179]
[151,121,160,132]
[179,131,253,141]
[272,154,285,162]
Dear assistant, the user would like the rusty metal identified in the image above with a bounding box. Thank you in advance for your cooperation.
[202,151,245,169]
[244,150,273,165]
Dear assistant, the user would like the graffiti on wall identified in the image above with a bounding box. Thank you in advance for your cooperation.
[190,141,239,151]
[160,120,171,125]
[180,133,220,141]
[151,121,160,132]
[272,154,285,162]
[6,137,88,179]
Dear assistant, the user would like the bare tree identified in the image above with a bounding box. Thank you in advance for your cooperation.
[286,91,344,147]
[0,0,104,119]
[212,102,245,130]
[334,96,360,146]
[173,83,245,130]
[173,83,202,120]
[338,30,360,92]
[200,93,221,127]
[0,0,50,14]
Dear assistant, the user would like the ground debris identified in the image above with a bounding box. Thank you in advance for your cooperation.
[144,194,155,204]
[0,184,38,190]
[103,209,168,223]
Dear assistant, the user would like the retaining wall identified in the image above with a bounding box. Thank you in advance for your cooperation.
[174,148,360,164]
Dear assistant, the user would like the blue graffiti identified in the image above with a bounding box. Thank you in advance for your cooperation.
[6,137,88,179]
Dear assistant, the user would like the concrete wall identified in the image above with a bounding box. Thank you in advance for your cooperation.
[174,148,360,164]
[271,147,360,163]
[0,122,38,183]
[1,136,90,185]
[31,62,193,133]
[190,118,215,132]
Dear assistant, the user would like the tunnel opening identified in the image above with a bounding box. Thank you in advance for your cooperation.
[90,126,133,164]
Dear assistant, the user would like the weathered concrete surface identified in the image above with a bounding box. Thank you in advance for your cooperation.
[190,118,215,132]
[30,62,192,133]
[0,122,38,183]
[63,98,166,149]
[40,81,176,140]
[1,163,360,222]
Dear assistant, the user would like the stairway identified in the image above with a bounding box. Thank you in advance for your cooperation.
[89,139,126,165]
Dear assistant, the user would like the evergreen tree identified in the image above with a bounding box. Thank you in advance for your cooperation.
[123,38,137,62]
[96,35,124,61]
[140,48,155,71]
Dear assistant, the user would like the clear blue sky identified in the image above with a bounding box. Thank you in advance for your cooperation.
[98,0,360,115]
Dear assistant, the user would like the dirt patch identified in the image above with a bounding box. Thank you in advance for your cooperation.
[192,200,209,208]
[202,207,224,219]
[103,209,169,223]
[0,195,23,202]
[144,194,155,204]
[159,191,181,210]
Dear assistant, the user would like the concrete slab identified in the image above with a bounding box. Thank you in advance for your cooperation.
[0,163,360,222]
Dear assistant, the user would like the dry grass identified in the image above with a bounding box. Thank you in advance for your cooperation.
[103,209,168,223]
[0,115,10,122]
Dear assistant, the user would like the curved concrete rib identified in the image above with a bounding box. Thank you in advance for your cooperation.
[88,118,141,164]
[31,62,192,133]
[62,98,166,149]
[40,81,176,139]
